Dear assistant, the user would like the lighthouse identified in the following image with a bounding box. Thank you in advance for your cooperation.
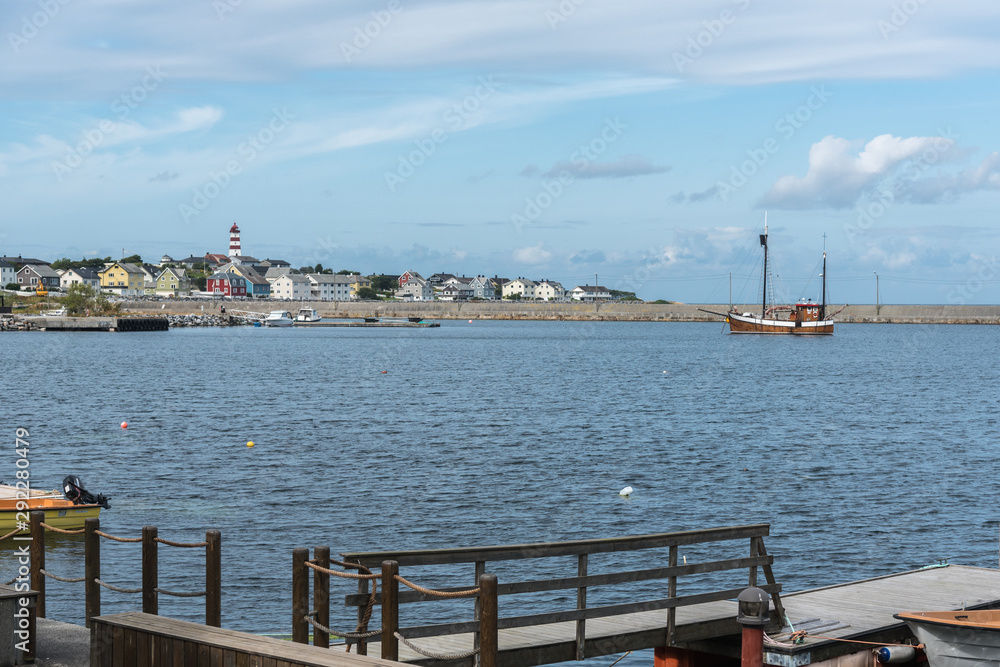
[229,223,241,258]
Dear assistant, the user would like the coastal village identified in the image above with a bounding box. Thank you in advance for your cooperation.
[2,223,620,304]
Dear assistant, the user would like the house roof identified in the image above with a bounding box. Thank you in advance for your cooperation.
[158,267,186,280]
[22,265,60,278]
[225,265,268,285]
[428,273,456,283]
[208,272,244,284]
[231,255,259,264]
[275,273,310,284]
[175,256,207,264]
[0,259,13,269]
[263,267,289,280]
[66,267,99,280]
[100,262,142,275]
[0,256,48,265]
[204,254,230,265]
[572,285,609,293]
[259,258,291,267]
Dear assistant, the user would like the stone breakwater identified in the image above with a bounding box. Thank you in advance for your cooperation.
[125,302,1000,324]
[166,314,241,327]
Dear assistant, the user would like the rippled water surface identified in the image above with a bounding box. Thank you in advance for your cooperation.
[3,321,999,664]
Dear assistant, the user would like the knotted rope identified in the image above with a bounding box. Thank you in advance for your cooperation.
[394,631,479,661]
[322,559,378,653]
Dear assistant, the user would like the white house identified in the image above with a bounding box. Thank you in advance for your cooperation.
[502,278,536,300]
[535,280,566,302]
[306,274,355,301]
[269,274,311,300]
[569,285,612,301]
[395,271,434,301]
[0,260,16,287]
[60,267,101,290]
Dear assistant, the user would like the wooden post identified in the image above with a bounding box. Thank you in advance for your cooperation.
[356,574,369,655]
[85,518,100,628]
[749,538,758,587]
[756,537,786,624]
[142,526,157,615]
[29,511,44,618]
[292,548,309,644]
[576,553,587,660]
[381,561,399,661]
[474,560,485,663]
[479,573,498,667]
[313,547,330,648]
[741,626,764,667]
[206,530,221,627]
[667,545,677,646]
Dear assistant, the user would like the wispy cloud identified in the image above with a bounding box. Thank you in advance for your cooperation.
[148,170,180,182]
[512,242,551,264]
[542,154,670,180]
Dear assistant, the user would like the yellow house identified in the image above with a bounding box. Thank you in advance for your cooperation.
[155,267,189,297]
[348,275,373,298]
[98,262,145,297]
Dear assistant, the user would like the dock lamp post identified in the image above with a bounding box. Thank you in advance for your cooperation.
[737,587,770,667]
[874,271,880,317]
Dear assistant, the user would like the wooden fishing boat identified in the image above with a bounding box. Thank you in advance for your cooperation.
[0,476,109,534]
[704,217,837,335]
[896,610,1000,666]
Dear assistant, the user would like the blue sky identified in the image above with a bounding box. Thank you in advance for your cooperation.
[2,1,1000,303]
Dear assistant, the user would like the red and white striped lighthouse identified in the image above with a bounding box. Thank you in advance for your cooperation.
[229,223,241,258]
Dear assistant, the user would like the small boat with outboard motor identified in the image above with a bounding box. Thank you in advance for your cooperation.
[0,476,110,533]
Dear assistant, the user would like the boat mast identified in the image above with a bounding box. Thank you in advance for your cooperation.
[760,214,768,318]
[821,251,827,319]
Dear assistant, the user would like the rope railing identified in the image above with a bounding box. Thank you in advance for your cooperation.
[154,537,208,548]
[0,527,21,543]
[303,612,381,639]
[95,579,142,594]
[155,587,207,598]
[394,631,480,661]
[40,568,85,583]
[39,522,84,535]
[96,530,142,543]
[305,561,377,580]
[4,575,19,586]
[393,574,480,598]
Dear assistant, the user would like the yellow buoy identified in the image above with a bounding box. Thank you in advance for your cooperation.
[247,441,254,448]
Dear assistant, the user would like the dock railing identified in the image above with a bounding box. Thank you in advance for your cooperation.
[295,523,783,665]
[18,511,221,628]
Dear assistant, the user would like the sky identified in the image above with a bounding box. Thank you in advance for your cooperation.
[2,1,1000,304]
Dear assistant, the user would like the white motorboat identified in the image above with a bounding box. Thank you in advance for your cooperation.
[896,610,1000,666]
[295,308,322,322]
[264,310,294,327]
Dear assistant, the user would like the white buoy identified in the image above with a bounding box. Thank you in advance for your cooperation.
[619,486,633,497]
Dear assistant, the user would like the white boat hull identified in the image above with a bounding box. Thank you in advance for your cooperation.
[905,619,1000,666]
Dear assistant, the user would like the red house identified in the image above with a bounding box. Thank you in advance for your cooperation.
[207,271,246,297]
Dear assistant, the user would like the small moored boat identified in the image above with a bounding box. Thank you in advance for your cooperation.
[0,476,110,533]
[295,308,322,322]
[896,610,1000,666]
[263,310,293,327]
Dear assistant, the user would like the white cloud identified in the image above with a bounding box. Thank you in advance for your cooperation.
[543,154,671,180]
[512,242,551,264]
[760,134,955,209]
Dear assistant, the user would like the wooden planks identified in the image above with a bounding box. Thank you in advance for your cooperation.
[91,612,409,667]
[367,565,1000,666]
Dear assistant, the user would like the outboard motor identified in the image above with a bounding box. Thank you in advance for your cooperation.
[62,475,111,509]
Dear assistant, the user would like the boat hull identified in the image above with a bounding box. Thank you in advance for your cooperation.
[727,312,834,335]
[0,505,102,533]
[898,611,1000,667]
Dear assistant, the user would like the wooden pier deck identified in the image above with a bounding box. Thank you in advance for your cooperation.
[360,564,1000,666]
